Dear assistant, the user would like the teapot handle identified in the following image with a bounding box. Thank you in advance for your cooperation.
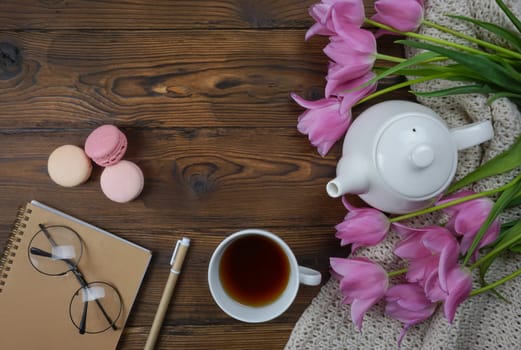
[450,120,494,150]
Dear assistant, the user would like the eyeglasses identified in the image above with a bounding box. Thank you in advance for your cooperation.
[28,224,123,334]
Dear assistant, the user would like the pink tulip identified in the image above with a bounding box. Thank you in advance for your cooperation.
[337,72,377,114]
[392,224,470,322]
[393,224,459,295]
[306,0,366,40]
[335,196,390,252]
[385,283,437,346]
[372,0,424,33]
[323,28,377,83]
[423,264,472,323]
[441,266,472,323]
[326,60,372,98]
[291,93,351,157]
[327,70,378,113]
[330,257,389,330]
[438,191,500,260]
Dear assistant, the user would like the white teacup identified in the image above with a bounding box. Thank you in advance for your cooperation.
[208,229,322,323]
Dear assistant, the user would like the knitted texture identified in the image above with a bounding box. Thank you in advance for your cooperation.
[285,1,521,349]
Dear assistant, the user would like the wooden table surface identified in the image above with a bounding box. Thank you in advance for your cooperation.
[0,1,409,349]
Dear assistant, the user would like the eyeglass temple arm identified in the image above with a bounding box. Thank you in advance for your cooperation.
[39,224,58,247]
[30,247,53,258]
[38,224,118,332]
[79,292,88,335]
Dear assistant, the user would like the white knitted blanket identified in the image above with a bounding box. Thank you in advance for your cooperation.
[285,0,521,349]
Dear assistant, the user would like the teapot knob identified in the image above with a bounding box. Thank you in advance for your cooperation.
[410,144,435,168]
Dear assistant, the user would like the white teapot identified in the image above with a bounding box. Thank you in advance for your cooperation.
[326,100,494,214]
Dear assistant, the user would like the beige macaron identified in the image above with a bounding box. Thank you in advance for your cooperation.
[47,145,92,187]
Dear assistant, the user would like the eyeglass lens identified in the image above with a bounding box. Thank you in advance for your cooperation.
[28,224,122,334]
[28,225,83,276]
[69,281,123,334]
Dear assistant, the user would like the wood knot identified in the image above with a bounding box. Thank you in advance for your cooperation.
[182,163,218,197]
[0,43,22,80]
[215,78,242,90]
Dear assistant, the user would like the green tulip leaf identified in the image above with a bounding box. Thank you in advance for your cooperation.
[376,67,450,77]
[477,244,510,301]
[448,135,521,193]
[496,219,521,252]
[413,84,496,98]
[495,0,521,34]
[449,14,521,52]
[361,51,441,88]
[487,92,521,104]
[507,244,521,252]
[501,219,521,231]
[506,192,521,208]
[465,177,521,265]
[507,224,521,252]
[478,219,521,299]
[397,40,521,94]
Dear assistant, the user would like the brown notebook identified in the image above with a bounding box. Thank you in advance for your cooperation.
[0,200,152,349]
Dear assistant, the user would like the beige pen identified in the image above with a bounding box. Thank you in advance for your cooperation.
[144,237,190,350]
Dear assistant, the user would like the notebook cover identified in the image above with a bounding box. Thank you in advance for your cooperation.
[0,201,152,349]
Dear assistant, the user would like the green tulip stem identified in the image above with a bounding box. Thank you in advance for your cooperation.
[470,229,521,270]
[387,268,408,277]
[355,74,449,105]
[470,267,521,296]
[364,18,491,57]
[389,183,513,223]
[375,53,406,63]
[422,19,521,60]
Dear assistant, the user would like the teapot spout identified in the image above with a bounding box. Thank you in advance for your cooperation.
[326,158,369,198]
[326,178,349,198]
[326,177,369,198]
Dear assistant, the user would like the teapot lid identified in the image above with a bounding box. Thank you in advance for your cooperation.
[375,114,457,199]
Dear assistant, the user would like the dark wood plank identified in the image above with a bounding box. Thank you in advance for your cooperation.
[0,1,407,349]
[0,128,348,349]
[131,227,343,321]
[0,30,327,128]
[120,225,345,350]
[0,128,347,229]
[0,0,377,30]
[0,30,409,129]
[120,324,296,350]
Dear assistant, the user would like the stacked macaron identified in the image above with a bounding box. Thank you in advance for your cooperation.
[47,124,144,203]
[84,125,128,167]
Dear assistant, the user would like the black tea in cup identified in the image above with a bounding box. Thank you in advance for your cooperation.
[219,234,290,306]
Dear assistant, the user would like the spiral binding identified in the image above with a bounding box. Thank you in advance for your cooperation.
[0,205,31,293]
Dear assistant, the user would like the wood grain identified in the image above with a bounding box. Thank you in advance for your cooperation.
[0,31,407,129]
[0,0,408,349]
[0,129,346,228]
[119,324,297,349]
[0,0,377,30]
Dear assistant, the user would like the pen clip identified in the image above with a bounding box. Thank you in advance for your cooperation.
[170,237,190,266]
[170,240,182,266]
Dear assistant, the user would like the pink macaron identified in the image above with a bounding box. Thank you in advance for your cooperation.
[100,160,144,203]
[84,125,127,167]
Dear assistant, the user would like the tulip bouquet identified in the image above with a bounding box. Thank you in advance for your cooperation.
[292,0,521,345]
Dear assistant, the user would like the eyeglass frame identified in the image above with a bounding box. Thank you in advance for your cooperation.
[27,223,123,334]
